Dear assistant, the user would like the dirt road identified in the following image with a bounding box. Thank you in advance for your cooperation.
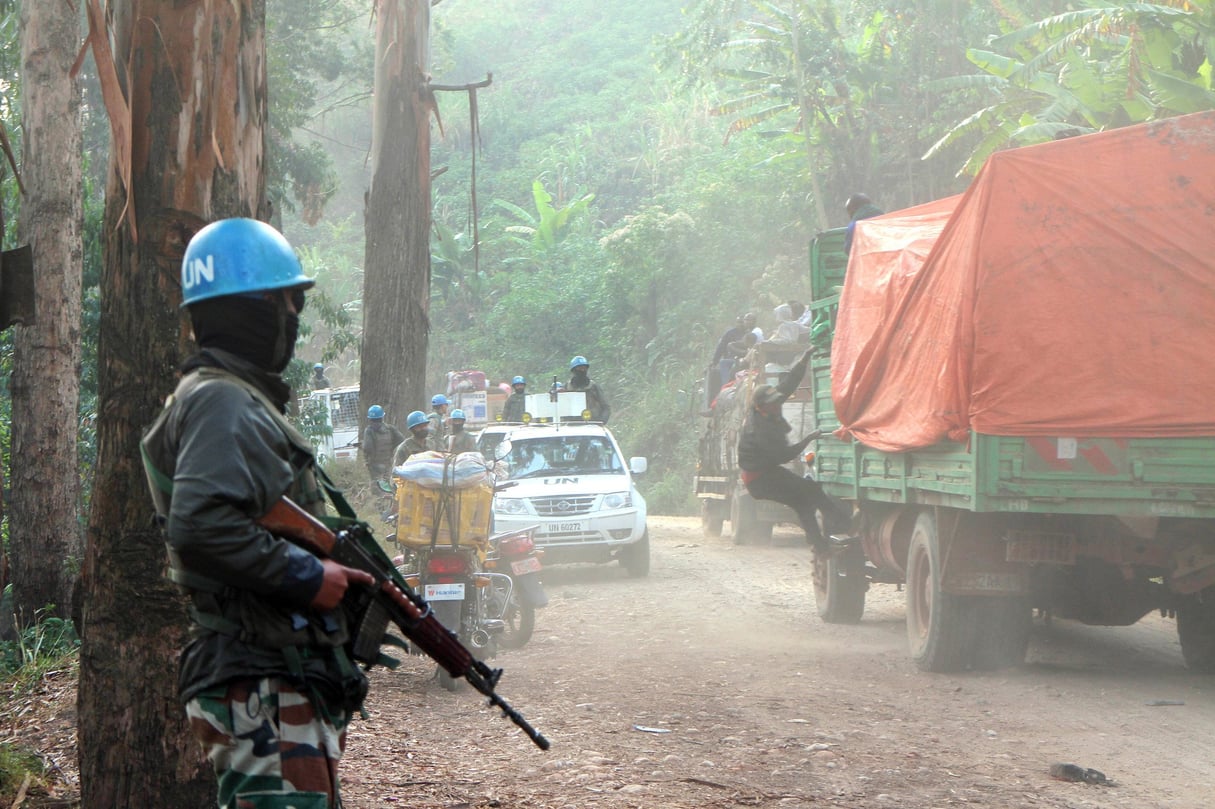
[339,516,1215,808]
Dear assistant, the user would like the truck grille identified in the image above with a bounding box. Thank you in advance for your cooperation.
[531,495,596,516]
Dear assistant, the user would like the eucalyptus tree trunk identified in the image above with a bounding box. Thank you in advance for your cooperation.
[12,0,84,630]
[79,2,269,805]
[361,0,432,429]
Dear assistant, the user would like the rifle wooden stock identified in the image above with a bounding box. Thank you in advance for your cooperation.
[257,497,551,751]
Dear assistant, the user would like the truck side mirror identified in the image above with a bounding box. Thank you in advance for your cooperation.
[629,457,648,475]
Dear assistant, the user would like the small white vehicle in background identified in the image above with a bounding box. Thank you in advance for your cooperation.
[478,393,650,577]
[304,384,361,463]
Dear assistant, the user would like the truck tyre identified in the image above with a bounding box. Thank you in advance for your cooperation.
[1177,590,1215,673]
[812,544,867,624]
[621,530,651,578]
[730,488,758,545]
[905,511,977,672]
[971,597,1031,670]
[701,500,725,537]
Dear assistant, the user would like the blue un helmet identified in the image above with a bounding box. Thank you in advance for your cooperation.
[367,405,385,420]
[180,218,313,308]
[406,410,428,430]
[314,363,324,371]
[512,375,526,386]
[570,355,589,371]
[431,393,449,407]
[450,409,467,421]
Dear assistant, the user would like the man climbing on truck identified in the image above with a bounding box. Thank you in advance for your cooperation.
[737,349,852,552]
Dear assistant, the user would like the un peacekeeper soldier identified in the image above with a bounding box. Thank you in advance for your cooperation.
[363,404,405,483]
[427,393,450,444]
[141,218,379,809]
[446,409,477,453]
[392,410,434,467]
[501,375,527,423]
[567,355,611,424]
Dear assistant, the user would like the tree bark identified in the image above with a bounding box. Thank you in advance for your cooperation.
[79,2,268,806]
[361,0,432,429]
[11,0,84,628]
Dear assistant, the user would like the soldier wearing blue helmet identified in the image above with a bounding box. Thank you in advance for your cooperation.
[363,404,404,484]
[393,410,435,467]
[141,218,382,808]
[502,375,527,423]
[567,355,611,424]
[427,393,450,444]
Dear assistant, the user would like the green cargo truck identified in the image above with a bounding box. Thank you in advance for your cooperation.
[805,115,1215,672]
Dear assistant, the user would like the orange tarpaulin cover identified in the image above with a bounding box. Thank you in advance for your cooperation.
[832,112,1215,452]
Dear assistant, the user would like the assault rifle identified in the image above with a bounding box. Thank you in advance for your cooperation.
[257,497,550,750]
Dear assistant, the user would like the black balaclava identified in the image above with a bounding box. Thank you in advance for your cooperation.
[186,294,299,409]
[571,367,589,384]
[190,295,298,373]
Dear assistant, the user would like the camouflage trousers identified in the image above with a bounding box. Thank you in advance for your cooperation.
[186,678,351,809]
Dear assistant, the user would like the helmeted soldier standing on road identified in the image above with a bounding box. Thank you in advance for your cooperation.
[736,348,853,553]
[567,356,611,424]
[502,375,527,423]
[446,409,477,453]
[140,218,379,808]
[363,404,404,483]
[311,362,332,389]
[393,410,434,467]
[428,393,450,445]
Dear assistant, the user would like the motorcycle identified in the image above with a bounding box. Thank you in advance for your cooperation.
[484,524,548,649]
[388,449,546,690]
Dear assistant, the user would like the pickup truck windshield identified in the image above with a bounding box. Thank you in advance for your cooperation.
[506,436,624,479]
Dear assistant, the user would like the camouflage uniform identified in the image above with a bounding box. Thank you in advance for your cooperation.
[447,429,477,454]
[392,432,434,468]
[142,349,365,809]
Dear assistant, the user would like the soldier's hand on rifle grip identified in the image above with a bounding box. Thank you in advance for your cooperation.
[311,559,375,611]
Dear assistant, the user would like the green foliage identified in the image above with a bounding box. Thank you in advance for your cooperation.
[926,1,1215,174]
[0,601,79,680]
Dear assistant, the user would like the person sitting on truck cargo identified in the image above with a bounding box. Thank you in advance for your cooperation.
[446,409,477,454]
[844,193,884,254]
[393,410,434,468]
[363,404,405,483]
[502,376,527,423]
[736,349,853,552]
[567,356,611,424]
[427,393,450,444]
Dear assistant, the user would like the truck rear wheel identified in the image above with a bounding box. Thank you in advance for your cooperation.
[1178,589,1215,673]
[730,488,758,545]
[905,511,977,672]
[971,597,1031,669]
[812,544,866,624]
[701,500,725,537]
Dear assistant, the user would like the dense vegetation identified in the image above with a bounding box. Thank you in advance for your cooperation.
[4,0,1214,518]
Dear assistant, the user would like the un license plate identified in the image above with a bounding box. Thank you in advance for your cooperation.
[544,522,582,534]
[424,583,465,601]
[511,556,543,576]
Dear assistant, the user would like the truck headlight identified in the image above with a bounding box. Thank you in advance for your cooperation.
[602,491,632,510]
[496,497,530,516]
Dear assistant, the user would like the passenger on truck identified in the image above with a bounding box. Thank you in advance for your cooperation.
[736,349,853,553]
[502,376,527,423]
[567,356,611,424]
[844,192,884,254]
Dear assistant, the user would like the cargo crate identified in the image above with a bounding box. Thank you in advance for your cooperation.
[394,479,493,548]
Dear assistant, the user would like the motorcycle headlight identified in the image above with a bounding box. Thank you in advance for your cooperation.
[496,497,530,516]
[602,491,632,510]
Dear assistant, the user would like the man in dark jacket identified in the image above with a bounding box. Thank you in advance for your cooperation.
[844,192,884,254]
[140,218,398,809]
[736,349,852,552]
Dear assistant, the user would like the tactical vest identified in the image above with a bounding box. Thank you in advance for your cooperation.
[141,367,367,708]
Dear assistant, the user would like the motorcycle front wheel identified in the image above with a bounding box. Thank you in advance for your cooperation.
[490,580,536,650]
